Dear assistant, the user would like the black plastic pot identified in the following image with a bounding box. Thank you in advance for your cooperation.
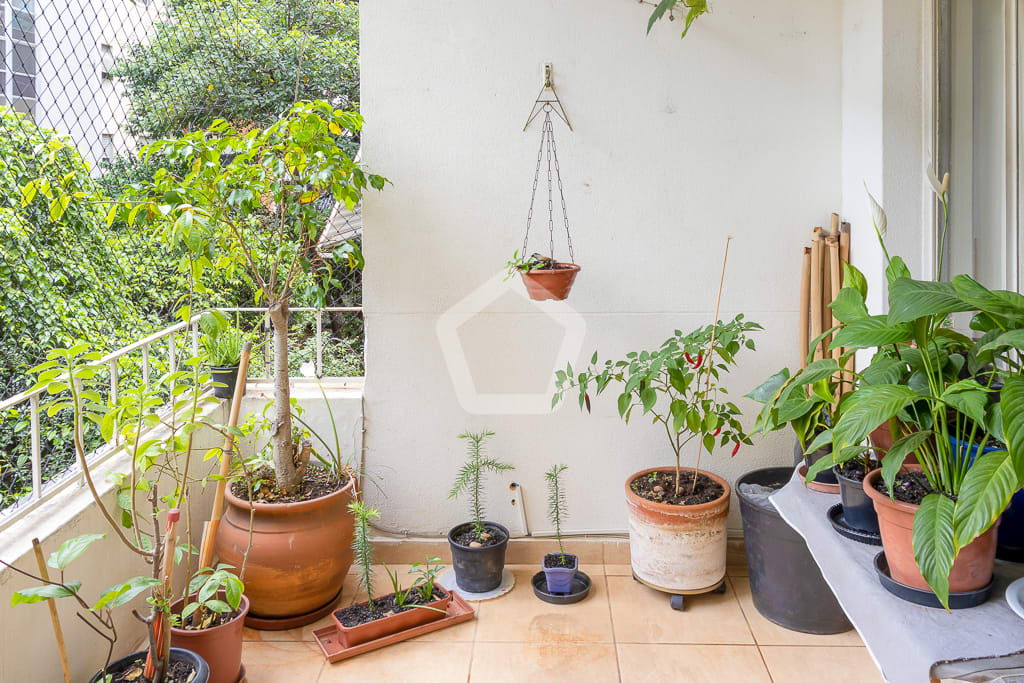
[89,647,210,683]
[833,466,880,534]
[737,467,851,634]
[210,365,241,399]
[796,443,837,485]
[448,521,509,593]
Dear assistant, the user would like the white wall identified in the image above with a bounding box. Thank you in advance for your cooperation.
[361,0,847,535]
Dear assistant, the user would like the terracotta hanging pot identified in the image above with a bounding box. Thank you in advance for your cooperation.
[864,466,998,593]
[215,476,356,628]
[520,263,581,301]
[625,466,730,592]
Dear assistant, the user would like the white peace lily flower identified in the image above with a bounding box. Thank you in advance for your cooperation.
[925,162,944,196]
[300,361,317,378]
[864,182,887,237]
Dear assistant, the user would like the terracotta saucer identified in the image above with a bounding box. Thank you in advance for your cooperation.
[244,589,342,630]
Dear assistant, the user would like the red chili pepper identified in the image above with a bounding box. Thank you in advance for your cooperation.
[685,352,694,365]
[584,394,591,414]
[713,426,722,437]
[692,353,703,368]
[731,442,741,458]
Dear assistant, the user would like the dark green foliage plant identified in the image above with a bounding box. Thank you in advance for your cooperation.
[545,464,569,565]
[115,0,359,144]
[448,431,515,541]
[349,500,379,609]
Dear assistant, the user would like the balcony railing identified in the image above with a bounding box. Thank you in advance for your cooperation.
[0,306,362,529]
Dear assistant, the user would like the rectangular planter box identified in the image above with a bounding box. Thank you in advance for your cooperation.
[331,588,451,647]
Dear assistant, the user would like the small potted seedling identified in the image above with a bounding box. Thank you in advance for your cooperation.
[505,250,581,301]
[200,311,248,399]
[541,464,577,592]
[447,430,515,593]
[332,502,450,647]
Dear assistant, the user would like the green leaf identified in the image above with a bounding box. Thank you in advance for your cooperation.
[999,377,1024,483]
[880,431,932,494]
[745,369,790,405]
[47,534,104,571]
[646,0,676,34]
[952,275,1024,322]
[978,329,1024,356]
[830,316,912,350]
[829,288,868,323]
[940,380,989,428]
[953,449,1017,549]
[95,576,162,610]
[912,494,957,610]
[640,387,657,413]
[617,393,631,418]
[12,582,81,606]
[833,385,918,452]
[843,264,868,298]
[887,278,973,325]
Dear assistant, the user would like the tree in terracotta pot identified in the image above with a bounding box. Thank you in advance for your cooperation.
[554,316,760,597]
[822,173,1023,608]
[115,101,385,625]
[447,430,515,593]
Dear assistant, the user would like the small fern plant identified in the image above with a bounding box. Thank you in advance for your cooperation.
[545,464,570,566]
[448,430,514,541]
[349,500,379,609]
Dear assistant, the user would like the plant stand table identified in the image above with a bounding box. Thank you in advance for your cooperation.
[770,467,1024,683]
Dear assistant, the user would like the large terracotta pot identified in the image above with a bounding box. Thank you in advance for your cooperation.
[170,594,248,683]
[625,466,730,592]
[864,467,998,593]
[520,263,581,301]
[215,475,356,623]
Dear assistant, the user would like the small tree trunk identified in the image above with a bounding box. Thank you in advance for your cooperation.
[269,300,300,493]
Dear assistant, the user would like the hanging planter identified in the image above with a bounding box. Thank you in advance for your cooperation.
[509,64,581,301]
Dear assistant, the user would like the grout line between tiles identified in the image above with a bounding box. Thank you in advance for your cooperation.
[602,565,625,683]
[728,576,775,683]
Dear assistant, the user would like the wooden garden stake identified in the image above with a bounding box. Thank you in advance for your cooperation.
[839,222,852,392]
[690,235,733,495]
[32,538,72,683]
[828,235,841,366]
[809,227,823,361]
[198,342,252,571]
[799,247,811,369]
[145,508,180,680]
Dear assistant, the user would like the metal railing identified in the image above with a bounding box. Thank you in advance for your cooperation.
[0,306,362,529]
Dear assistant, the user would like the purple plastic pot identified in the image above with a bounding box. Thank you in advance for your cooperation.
[542,553,578,594]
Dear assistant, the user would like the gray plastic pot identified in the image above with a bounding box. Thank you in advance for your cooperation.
[448,521,509,593]
[796,443,837,485]
[833,466,880,534]
[738,467,851,634]
[89,647,209,683]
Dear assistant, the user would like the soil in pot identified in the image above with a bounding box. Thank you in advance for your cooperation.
[110,660,196,683]
[170,594,248,683]
[230,465,347,504]
[450,524,506,548]
[93,649,208,683]
[544,553,576,568]
[870,470,936,505]
[334,587,449,628]
[629,470,724,506]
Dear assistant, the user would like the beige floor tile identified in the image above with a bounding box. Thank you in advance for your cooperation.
[318,641,473,682]
[604,564,633,576]
[726,564,749,577]
[617,643,771,683]
[475,569,614,642]
[240,641,324,682]
[603,539,631,564]
[607,575,753,644]
[760,646,882,682]
[730,577,862,646]
[470,642,619,682]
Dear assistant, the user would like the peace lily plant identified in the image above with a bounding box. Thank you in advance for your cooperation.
[761,168,1024,609]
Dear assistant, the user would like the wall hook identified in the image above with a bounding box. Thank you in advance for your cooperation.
[523,62,572,132]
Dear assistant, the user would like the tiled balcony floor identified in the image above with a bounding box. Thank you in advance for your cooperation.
[240,562,882,682]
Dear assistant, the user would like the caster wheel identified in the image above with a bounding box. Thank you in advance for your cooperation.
[713,582,727,595]
[670,594,685,611]
[632,573,640,583]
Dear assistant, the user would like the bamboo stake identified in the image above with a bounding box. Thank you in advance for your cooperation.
[198,342,252,571]
[839,222,852,392]
[810,227,824,361]
[819,229,832,353]
[145,508,179,681]
[828,235,842,367]
[690,235,733,495]
[32,538,71,683]
[799,247,811,369]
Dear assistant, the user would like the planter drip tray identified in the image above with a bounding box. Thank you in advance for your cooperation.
[827,504,881,546]
[873,552,992,610]
[313,592,476,663]
[532,570,591,604]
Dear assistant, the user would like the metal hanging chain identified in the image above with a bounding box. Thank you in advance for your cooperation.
[521,105,574,264]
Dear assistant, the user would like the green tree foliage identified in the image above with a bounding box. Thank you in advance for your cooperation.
[115,0,359,143]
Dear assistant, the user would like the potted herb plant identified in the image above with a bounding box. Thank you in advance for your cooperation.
[540,464,576,593]
[447,430,515,593]
[200,312,248,400]
[554,316,760,595]
[114,102,384,626]
[331,502,449,646]
[505,250,580,301]
[823,174,1023,608]
[169,565,248,683]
